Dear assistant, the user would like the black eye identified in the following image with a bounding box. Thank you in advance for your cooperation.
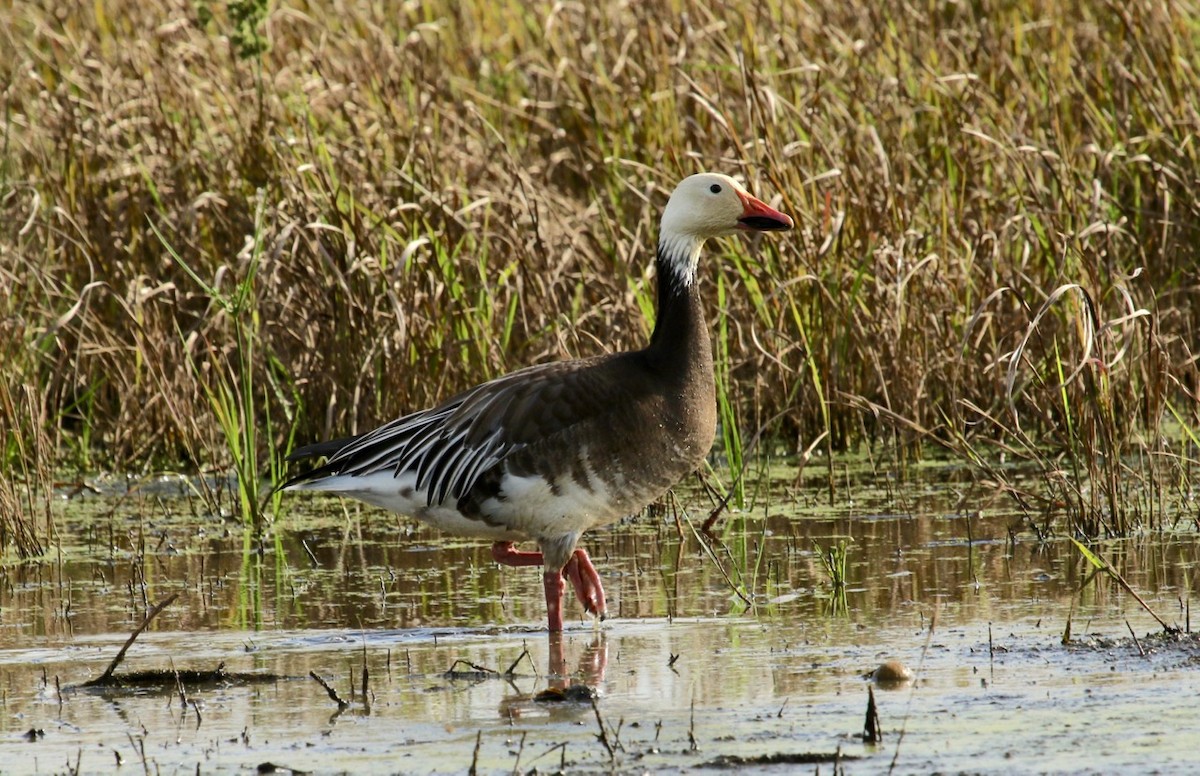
[709,184,722,194]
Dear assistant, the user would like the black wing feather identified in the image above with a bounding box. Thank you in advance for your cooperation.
[283,353,628,505]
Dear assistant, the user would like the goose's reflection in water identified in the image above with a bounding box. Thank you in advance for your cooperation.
[499,632,608,718]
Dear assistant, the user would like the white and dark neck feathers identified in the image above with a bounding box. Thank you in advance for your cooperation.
[656,230,707,291]
[646,234,711,368]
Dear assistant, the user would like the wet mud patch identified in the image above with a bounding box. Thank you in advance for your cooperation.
[1066,628,1200,668]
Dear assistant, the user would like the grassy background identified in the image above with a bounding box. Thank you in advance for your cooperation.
[2,0,1198,544]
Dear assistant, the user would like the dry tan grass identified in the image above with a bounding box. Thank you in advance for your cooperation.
[1,0,1198,546]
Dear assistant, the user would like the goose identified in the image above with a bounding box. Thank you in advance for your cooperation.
[284,172,793,632]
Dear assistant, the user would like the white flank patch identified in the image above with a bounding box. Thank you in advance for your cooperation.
[287,471,523,541]
[478,469,616,538]
[287,467,622,541]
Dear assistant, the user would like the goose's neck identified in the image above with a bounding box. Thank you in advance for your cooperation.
[646,234,711,369]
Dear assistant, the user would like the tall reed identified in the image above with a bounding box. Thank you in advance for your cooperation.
[1,0,1197,536]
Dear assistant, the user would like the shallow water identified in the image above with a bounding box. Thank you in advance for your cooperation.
[2,463,1198,773]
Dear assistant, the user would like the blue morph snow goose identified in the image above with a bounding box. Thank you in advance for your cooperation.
[285,173,793,631]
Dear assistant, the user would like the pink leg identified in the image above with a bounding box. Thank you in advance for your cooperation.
[543,568,566,632]
[491,541,543,567]
[490,541,607,630]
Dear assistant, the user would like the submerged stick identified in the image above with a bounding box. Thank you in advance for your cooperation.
[85,592,180,687]
[504,648,532,677]
[172,660,188,708]
[309,671,349,709]
[590,696,615,761]
[688,694,698,752]
[511,731,527,774]
[524,741,569,770]
[1126,620,1146,658]
[863,686,882,743]
[988,622,995,679]
[468,730,482,776]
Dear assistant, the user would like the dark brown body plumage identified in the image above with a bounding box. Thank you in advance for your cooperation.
[285,172,791,630]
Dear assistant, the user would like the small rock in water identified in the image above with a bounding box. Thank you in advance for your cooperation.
[872,659,914,687]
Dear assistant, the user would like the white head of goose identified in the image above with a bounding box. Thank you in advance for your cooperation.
[285,172,793,632]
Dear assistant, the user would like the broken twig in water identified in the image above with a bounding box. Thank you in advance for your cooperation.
[309,671,350,709]
[863,686,882,743]
[511,731,527,773]
[443,658,499,681]
[360,635,372,712]
[590,696,615,761]
[84,592,180,687]
[1126,620,1147,658]
[688,694,698,751]
[504,648,532,677]
[524,741,568,770]
[468,730,482,776]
